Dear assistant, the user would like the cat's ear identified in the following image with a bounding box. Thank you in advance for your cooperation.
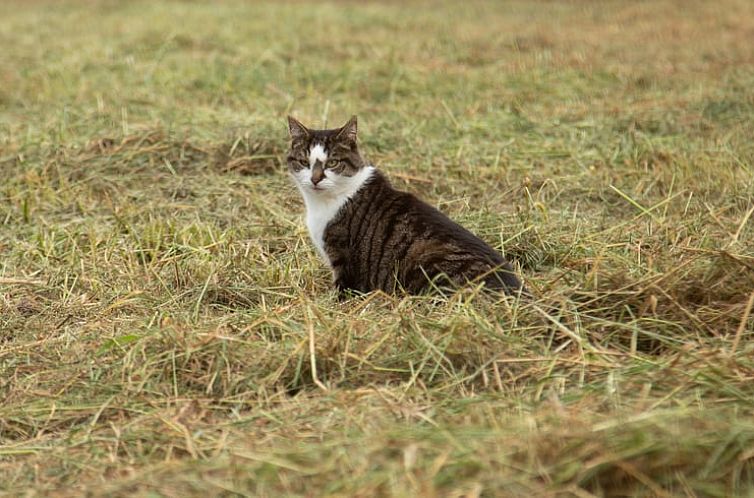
[288,116,310,141]
[336,115,358,142]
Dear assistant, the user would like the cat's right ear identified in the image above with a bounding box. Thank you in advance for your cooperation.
[336,115,358,143]
[288,116,310,141]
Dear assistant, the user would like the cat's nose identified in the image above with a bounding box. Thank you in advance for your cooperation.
[311,165,325,185]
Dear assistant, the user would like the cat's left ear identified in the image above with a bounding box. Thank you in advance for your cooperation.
[288,116,310,141]
[336,115,358,142]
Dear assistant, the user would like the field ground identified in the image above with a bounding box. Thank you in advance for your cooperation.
[2,0,754,496]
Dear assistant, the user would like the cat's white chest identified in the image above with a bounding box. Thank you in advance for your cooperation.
[295,166,375,267]
[305,198,343,265]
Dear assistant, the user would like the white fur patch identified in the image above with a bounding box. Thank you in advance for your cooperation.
[308,143,328,167]
[292,166,375,265]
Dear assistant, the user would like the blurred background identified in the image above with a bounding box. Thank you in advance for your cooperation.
[4,0,753,153]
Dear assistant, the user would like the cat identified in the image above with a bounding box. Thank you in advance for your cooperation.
[287,115,523,296]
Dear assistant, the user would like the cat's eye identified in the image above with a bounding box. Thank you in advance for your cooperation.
[289,158,305,169]
[328,160,345,171]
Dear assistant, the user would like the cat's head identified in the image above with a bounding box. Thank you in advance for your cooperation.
[286,115,367,195]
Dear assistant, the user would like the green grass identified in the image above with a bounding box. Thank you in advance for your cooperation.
[2,0,754,496]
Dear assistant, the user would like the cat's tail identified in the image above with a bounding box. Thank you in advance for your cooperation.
[483,264,530,298]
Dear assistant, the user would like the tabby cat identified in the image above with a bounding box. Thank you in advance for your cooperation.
[287,115,523,296]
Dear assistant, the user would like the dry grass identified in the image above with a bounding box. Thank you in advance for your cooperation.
[1,0,754,496]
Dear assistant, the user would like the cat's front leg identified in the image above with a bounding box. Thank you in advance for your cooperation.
[331,264,350,301]
[333,266,365,301]
[335,280,351,301]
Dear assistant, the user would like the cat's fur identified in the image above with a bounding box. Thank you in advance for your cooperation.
[287,115,523,296]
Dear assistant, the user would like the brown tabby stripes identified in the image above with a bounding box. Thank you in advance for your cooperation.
[324,170,522,295]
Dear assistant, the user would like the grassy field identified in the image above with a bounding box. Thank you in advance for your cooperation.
[2,0,754,496]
